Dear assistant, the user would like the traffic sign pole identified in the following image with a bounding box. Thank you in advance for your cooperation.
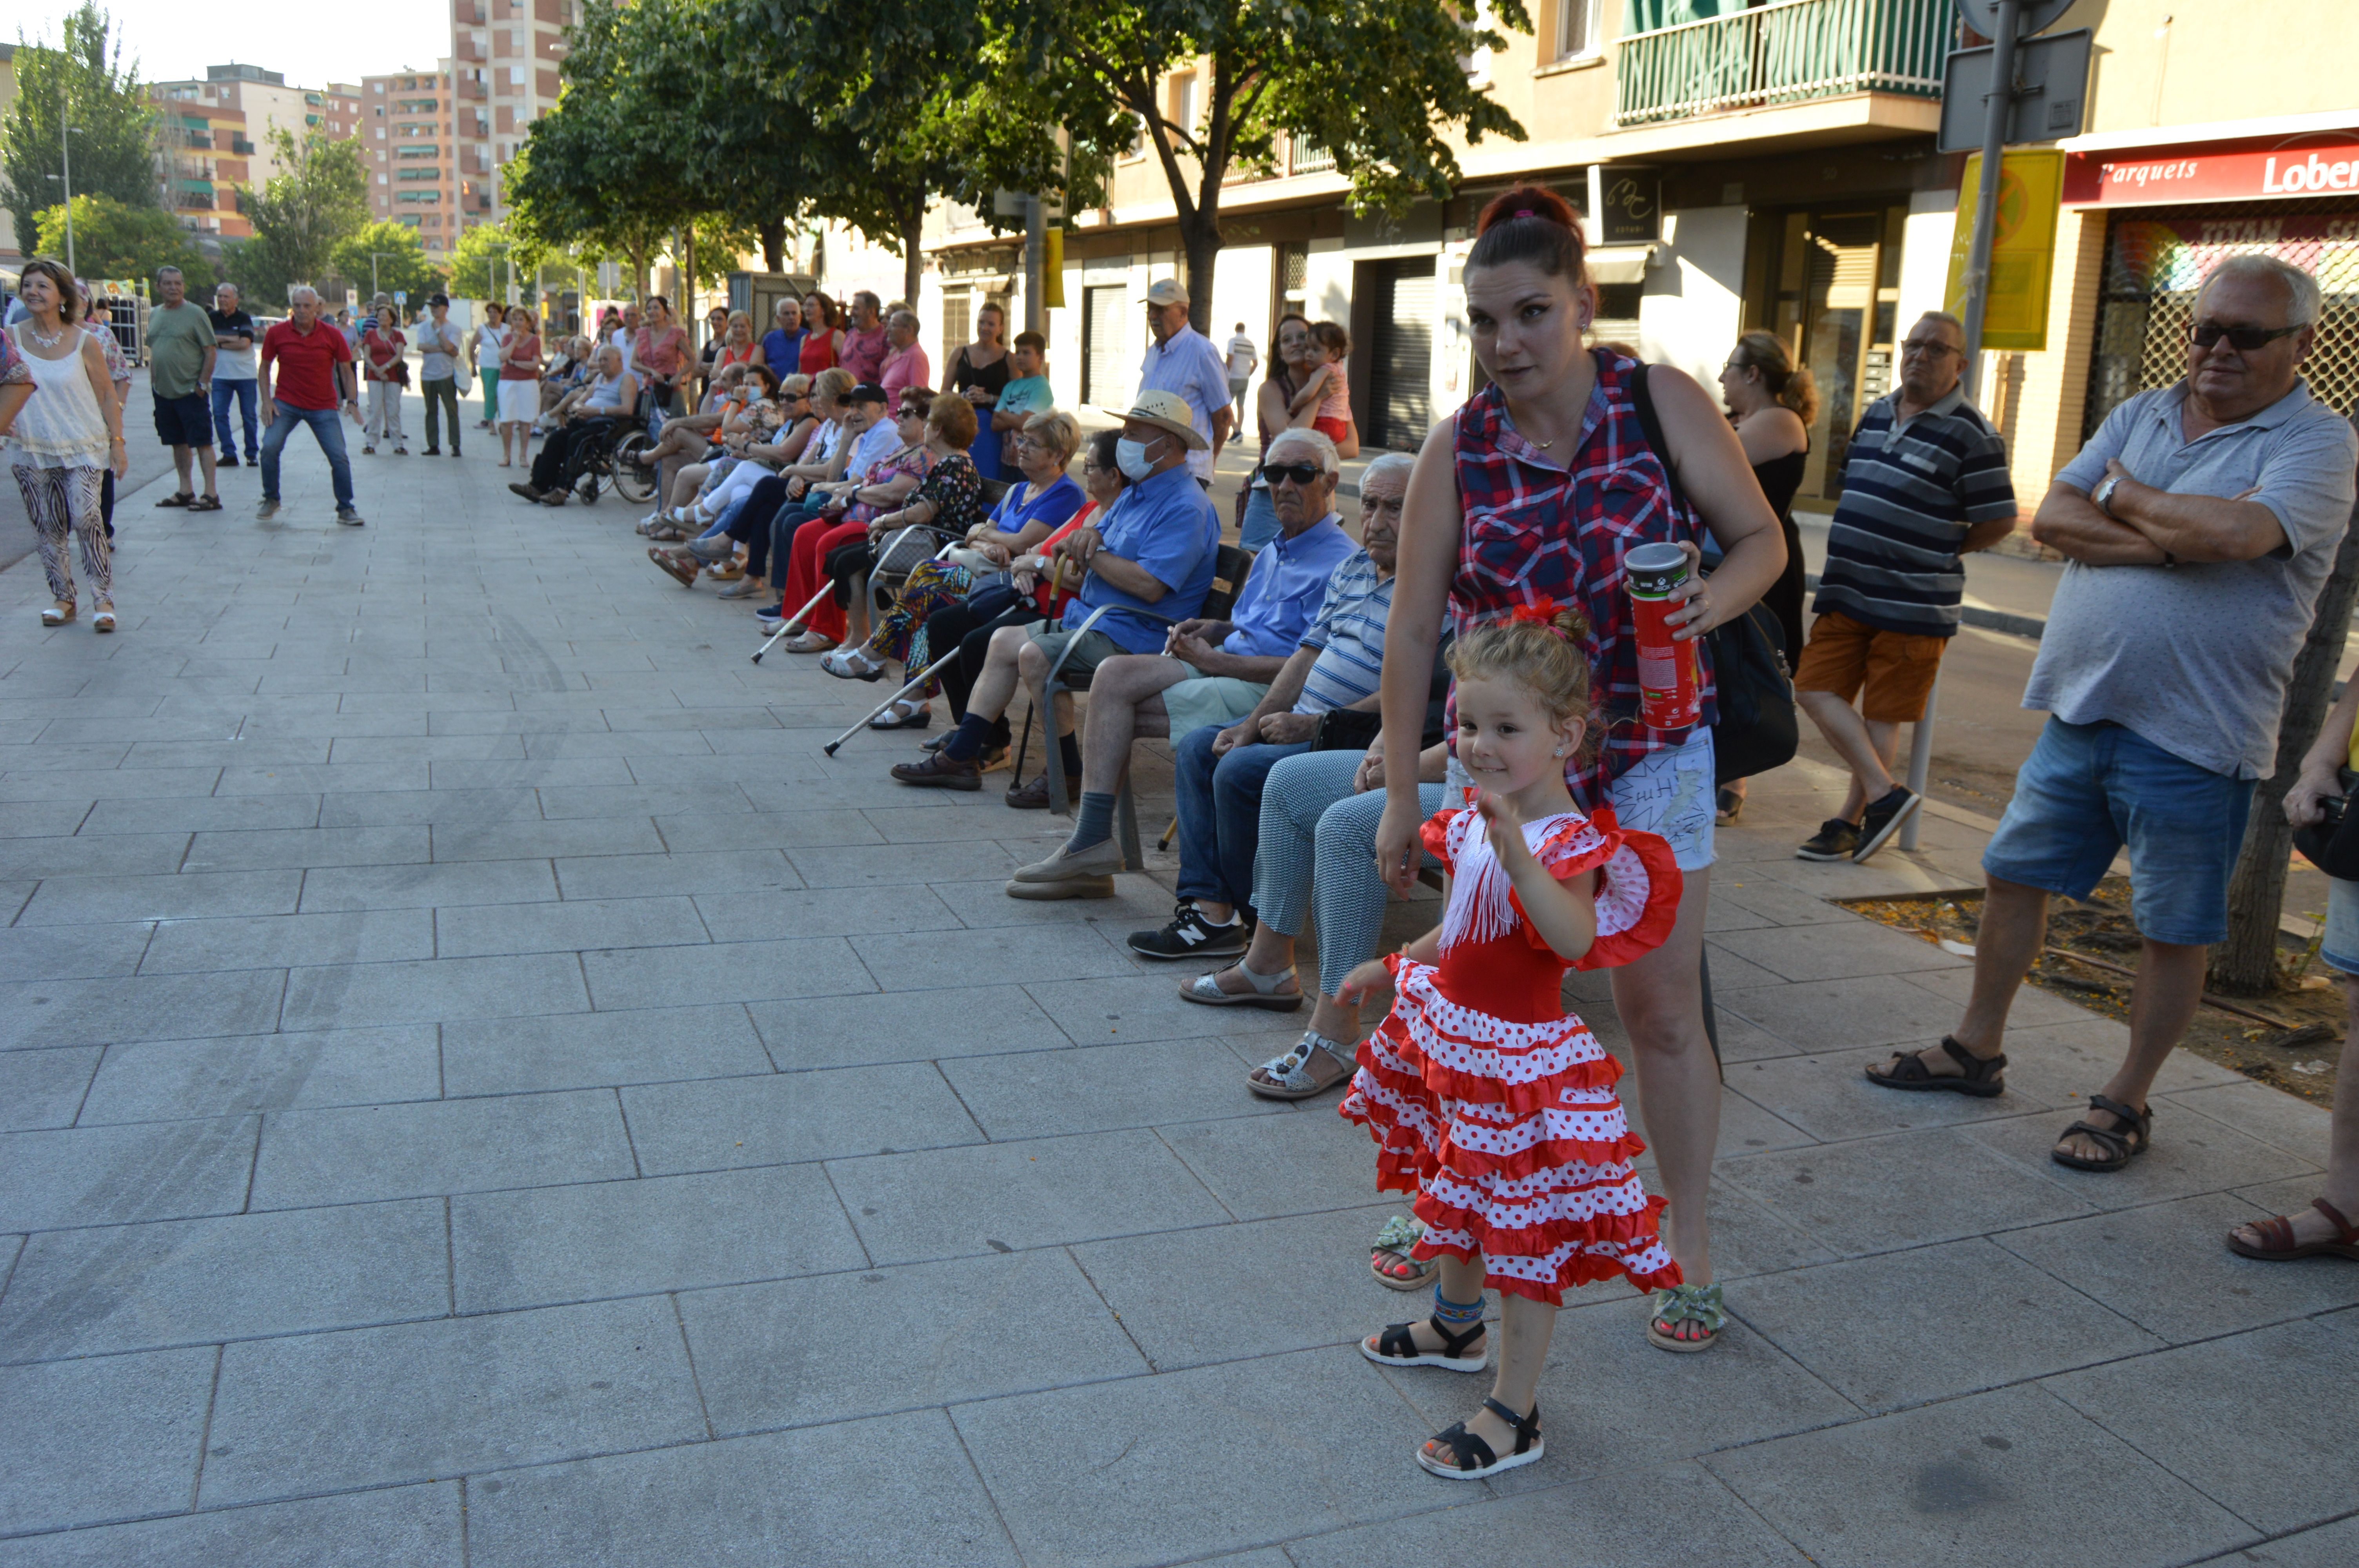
[1957,0,2021,403]
[1903,0,2021,851]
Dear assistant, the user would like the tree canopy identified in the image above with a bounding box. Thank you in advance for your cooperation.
[226,126,367,307]
[28,194,215,293]
[505,0,1527,324]
[329,221,445,304]
[447,221,524,302]
[1000,0,1530,325]
[2,5,164,260]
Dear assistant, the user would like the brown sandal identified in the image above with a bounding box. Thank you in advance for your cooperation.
[2228,1198,2359,1263]
[1865,1035,2007,1098]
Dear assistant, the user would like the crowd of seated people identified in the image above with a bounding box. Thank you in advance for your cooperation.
[507,297,1427,1123]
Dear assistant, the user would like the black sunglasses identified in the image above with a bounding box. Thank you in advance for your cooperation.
[2190,322,2303,350]
[1261,462,1324,486]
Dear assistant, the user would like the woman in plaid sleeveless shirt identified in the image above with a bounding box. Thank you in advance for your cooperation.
[1374,186,1788,1393]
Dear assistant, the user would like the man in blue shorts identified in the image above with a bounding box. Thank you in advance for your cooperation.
[1864,254,2358,1175]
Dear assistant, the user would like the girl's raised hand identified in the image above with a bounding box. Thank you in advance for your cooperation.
[1335,958,1392,1007]
[1476,790,1533,866]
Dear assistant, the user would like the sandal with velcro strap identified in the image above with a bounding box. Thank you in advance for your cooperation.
[2051,1093,2152,1173]
[1417,1397,1544,1480]
[1361,1314,1487,1374]
[1864,1035,2007,1098]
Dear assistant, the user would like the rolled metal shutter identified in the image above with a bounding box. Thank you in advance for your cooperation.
[1371,263,1436,451]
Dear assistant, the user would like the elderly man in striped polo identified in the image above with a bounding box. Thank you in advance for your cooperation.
[1791,311,2019,864]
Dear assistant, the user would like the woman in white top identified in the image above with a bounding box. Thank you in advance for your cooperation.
[469,303,507,430]
[0,260,129,632]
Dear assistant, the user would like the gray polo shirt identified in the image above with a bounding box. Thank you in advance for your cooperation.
[2029,379,2358,779]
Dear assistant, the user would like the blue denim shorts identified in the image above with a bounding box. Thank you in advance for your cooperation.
[1982,719,2254,947]
[2322,877,2359,977]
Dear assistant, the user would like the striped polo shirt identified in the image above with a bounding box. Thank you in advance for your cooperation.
[1812,386,2017,637]
[1293,550,1393,715]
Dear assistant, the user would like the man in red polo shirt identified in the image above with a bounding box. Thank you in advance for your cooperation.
[257,285,365,526]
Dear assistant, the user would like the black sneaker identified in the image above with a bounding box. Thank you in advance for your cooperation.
[1852,785,1923,863]
[1127,903,1252,961]
[218,455,240,468]
[1795,818,1861,862]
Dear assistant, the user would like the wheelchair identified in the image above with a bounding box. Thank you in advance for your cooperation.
[545,386,663,506]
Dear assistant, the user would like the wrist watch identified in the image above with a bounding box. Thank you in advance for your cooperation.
[2091,473,2125,517]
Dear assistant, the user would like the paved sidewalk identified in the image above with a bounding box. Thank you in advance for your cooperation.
[0,421,2351,1567]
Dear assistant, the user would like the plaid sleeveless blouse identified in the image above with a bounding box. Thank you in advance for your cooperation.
[1449,348,1716,808]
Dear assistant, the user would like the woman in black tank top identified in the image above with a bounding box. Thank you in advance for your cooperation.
[948,303,1013,479]
[1717,332,1818,819]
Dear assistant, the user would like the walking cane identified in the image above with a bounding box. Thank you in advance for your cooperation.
[749,521,938,666]
[822,642,966,755]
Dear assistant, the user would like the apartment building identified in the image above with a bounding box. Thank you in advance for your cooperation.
[363,67,458,256]
[449,0,576,225]
[151,65,360,243]
[883,0,2354,510]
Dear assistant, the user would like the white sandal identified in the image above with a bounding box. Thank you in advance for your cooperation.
[1180,961,1303,1012]
[1244,1031,1354,1100]
[819,648,886,681]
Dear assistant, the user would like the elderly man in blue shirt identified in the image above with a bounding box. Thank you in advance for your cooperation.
[1137,277,1233,486]
[1128,443,1401,958]
[1008,426,1356,900]
[892,391,1221,811]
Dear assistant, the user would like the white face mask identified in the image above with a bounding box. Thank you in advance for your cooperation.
[1115,436,1160,482]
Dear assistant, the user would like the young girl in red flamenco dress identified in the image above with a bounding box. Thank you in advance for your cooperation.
[1338,603,1684,1480]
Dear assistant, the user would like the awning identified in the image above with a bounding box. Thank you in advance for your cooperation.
[1587,245,1661,285]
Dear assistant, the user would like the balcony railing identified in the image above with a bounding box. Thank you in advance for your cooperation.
[230,137,255,154]
[1614,0,1947,128]
[1290,140,1335,176]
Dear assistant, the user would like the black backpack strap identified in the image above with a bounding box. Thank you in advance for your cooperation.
[1626,359,1691,515]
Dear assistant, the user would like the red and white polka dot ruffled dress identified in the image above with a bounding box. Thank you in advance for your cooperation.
[1340,804,1685,1305]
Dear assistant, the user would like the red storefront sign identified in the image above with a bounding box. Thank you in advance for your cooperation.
[2065,142,2359,207]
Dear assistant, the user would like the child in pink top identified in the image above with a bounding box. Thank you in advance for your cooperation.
[1288,320,1353,446]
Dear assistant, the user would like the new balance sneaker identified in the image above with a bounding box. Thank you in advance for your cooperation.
[1852,785,1923,863]
[1795,818,1861,862]
[1127,903,1252,961]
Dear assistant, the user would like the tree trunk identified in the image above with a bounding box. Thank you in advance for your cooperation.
[2210,483,2359,993]
[900,200,925,311]
[1180,212,1221,338]
[759,218,785,273]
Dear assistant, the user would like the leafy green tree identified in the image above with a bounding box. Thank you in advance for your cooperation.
[28,194,214,293]
[507,0,708,299]
[734,0,1080,305]
[329,220,445,303]
[999,0,1532,327]
[447,221,525,302]
[1,5,163,258]
[227,126,367,306]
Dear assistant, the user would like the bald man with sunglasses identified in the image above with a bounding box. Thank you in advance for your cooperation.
[1867,252,2357,1182]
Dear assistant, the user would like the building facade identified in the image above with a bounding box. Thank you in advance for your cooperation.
[151,65,360,245]
[449,0,574,225]
[362,67,458,256]
[870,0,2351,519]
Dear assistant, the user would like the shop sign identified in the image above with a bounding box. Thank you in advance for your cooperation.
[1945,149,2064,352]
[1588,166,1661,246]
[2064,141,2359,207]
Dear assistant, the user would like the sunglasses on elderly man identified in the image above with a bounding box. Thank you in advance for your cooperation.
[2189,321,2304,350]
[1260,461,1325,486]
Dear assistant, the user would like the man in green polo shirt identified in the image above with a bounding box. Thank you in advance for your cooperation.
[146,265,222,512]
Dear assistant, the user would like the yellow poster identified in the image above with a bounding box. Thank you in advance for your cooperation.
[1944,149,2064,352]
[1044,228,1065,310]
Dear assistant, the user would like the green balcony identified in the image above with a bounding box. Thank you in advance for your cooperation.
[1614,0,1949,128]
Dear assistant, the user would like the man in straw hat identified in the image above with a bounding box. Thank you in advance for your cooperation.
[891,393,1221,873]
[1138,276,1232,485]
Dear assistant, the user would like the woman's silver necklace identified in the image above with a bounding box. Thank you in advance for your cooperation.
[25,321,66,348]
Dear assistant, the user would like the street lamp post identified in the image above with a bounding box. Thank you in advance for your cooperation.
[369,252,398,300]
[55,88,79,276]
